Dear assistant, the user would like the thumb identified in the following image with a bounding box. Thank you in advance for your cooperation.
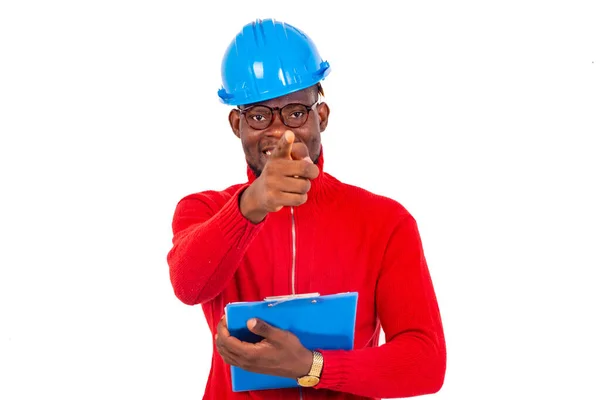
[247,318,286,342]
[269,130,294,159]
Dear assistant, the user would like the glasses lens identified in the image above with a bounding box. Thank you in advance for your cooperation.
[281,104,310,128]
[245,106,272,129]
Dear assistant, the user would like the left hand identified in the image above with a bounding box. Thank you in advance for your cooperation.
[215,316,314,379]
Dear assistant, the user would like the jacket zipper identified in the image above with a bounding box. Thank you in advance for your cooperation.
[291,206,297,295]
[290,207,303,400]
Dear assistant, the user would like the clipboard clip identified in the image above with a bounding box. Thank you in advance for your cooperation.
[264,292,320,307]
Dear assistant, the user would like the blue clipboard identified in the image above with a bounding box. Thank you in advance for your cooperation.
[224,292,358,392]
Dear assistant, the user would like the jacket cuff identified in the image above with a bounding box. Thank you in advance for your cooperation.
[217,185,266,248]
[316,350,352,390]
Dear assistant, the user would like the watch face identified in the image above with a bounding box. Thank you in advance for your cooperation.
[298,375,320,387]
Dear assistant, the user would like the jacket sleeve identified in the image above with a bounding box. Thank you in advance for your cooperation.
[167,186,265,305]
[317,215,446,398]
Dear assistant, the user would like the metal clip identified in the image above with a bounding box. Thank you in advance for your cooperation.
[264,292,320,307]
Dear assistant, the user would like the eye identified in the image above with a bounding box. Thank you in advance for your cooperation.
[252,114,267,122]
[289,111,305,119]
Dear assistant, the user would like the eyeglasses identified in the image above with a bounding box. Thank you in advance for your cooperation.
[239,101,318,130]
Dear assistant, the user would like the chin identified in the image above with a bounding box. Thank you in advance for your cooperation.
[247,158,264,177]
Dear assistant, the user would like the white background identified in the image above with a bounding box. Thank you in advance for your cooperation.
[1,1,599,399]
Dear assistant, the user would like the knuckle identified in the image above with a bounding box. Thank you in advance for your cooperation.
[282,331,294,343]
[303,180,311,193]
[240,355,253,368]
[239,360,250,369]
[254,322,267,334]
[268,189,279,201]
[303,164,312,176]
[296,194,308,205]
[217,341,227,353]
[265,195,278,210]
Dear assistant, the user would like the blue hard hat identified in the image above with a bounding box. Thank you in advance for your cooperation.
[217,19,330,106]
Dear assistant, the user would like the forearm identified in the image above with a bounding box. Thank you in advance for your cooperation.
[318,329,445,398]
[167,187,264,305]
[315,213,446,397]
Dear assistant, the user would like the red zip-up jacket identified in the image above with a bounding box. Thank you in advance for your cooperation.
[167,151,446,399]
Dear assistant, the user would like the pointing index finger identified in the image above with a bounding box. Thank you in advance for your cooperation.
[270,130,294,159]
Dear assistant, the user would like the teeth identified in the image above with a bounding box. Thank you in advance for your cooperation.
[265,150,272,156]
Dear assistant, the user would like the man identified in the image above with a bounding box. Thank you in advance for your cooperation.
[167,18,446,399]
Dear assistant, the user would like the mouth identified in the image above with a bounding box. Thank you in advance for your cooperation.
[261,147,275,157]
[260,140,304,158]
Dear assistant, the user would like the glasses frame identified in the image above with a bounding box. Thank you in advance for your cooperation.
[239,100,319,130]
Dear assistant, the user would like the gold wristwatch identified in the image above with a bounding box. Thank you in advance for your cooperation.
[297,351,324,387]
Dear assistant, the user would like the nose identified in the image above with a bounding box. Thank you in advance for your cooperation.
[264,111,287,138]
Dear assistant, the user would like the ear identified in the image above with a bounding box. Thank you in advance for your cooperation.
[229,109,241,139]
[317,102,330,132]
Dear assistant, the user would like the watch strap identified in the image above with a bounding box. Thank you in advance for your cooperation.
[308,351,324,377]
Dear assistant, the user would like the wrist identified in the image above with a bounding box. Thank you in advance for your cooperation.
[239,185,267,224]
[295,348,314,378]
[296,350,324,388]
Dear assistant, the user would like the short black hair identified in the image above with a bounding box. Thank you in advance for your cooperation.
[314,82,324,98]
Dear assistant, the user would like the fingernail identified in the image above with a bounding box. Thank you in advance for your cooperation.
[248,318,257,329]
[303,156,313,163]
